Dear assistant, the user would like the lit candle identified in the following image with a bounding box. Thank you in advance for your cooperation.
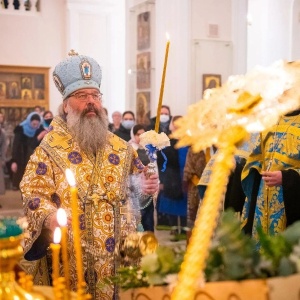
[50,227,61,284]
[65,168,84,290]
[155,32,170,133]
[57,208,70,289]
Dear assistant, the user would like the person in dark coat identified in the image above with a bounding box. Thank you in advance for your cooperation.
[147,105,172,135]
[10,112,41,190]
[114,110,135,141]
[156,116,188,228]
[108,111,122,133]
[33,110,53,147]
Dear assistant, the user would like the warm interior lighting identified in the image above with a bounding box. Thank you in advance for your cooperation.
[65,169,76,187]
[246,121,265,132]
[57,208,67,227]
[53,227,62,244]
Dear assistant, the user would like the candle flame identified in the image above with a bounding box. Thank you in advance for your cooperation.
[54,227,62,244]
[57,208,67,227]
[65,168,76,187]
[166,32,170,40]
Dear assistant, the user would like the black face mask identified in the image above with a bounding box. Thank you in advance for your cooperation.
[44,118,53,125]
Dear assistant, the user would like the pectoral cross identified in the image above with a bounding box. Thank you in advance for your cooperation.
[90,192,108,209]
[68,49,79,56]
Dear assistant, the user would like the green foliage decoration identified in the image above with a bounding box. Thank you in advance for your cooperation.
[100,209,300,290]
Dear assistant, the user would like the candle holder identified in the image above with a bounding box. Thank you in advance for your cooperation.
[116,231,158,262]
[0,217,84,299]
[0,233,45,299]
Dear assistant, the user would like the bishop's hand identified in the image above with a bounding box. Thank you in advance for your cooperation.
[141,170,159,195]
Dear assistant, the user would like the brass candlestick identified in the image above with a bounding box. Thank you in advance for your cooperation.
[0,234,45,300]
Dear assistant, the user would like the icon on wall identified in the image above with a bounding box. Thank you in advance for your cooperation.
[7,81,20,99]
[137,52,151,89]
[202,74,222,95]
[0,81,6,99]
[0,65,49,135]
[136,91,150,126]
[21,76,32,89]
[137,11,151,50]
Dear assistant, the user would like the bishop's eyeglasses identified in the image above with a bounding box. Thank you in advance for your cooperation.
[69,92,103,102]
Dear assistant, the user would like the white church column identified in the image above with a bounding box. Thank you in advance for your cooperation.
[154,0,192,116]
[247,0,294,69]
[66,0,126,117]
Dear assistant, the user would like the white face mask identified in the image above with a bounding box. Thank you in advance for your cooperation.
[122,120,135,130]
[160,114,170,123]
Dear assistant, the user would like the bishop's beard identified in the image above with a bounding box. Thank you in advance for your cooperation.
[66,103,109,155]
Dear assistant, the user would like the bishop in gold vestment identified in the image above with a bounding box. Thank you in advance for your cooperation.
[21,116,146,298]
[20,52,159,299]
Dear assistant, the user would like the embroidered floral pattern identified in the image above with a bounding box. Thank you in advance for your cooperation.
[108,153,120,165]
[68,151,83,164]
[28,197,40,210]
[105,237,115,253]
[36,162,47,175]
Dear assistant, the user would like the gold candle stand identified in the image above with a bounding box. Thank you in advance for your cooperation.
[0,234,45,300]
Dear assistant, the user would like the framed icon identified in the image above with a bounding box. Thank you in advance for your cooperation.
[202,74,222,94]
[0,65,49,131]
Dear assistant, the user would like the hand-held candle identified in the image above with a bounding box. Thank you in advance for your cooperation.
[155,32,170,133]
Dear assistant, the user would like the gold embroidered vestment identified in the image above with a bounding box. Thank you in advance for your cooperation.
[20,116,144,299]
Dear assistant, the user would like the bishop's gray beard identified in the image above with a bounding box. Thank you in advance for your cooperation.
[66,106,109,155]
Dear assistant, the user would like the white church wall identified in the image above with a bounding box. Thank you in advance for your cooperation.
[291,0,300,60]
[0,0,66,114]
[126,0,192,118]
[190,0,243,103]
[154,0,191,117]
[66,0,126,120]
[247,0,294,69]
[0,0,297,122]
[0,0,125,118]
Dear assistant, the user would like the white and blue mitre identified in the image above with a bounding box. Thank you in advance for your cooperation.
[53,49,102,99]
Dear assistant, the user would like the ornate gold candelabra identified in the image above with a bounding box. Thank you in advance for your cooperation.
[0,234,45,300]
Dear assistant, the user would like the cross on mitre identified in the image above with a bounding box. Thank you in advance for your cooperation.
[68,49,79,56]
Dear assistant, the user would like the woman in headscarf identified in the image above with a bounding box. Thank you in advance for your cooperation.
[34,110,53,147]
[10,111,41,190]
